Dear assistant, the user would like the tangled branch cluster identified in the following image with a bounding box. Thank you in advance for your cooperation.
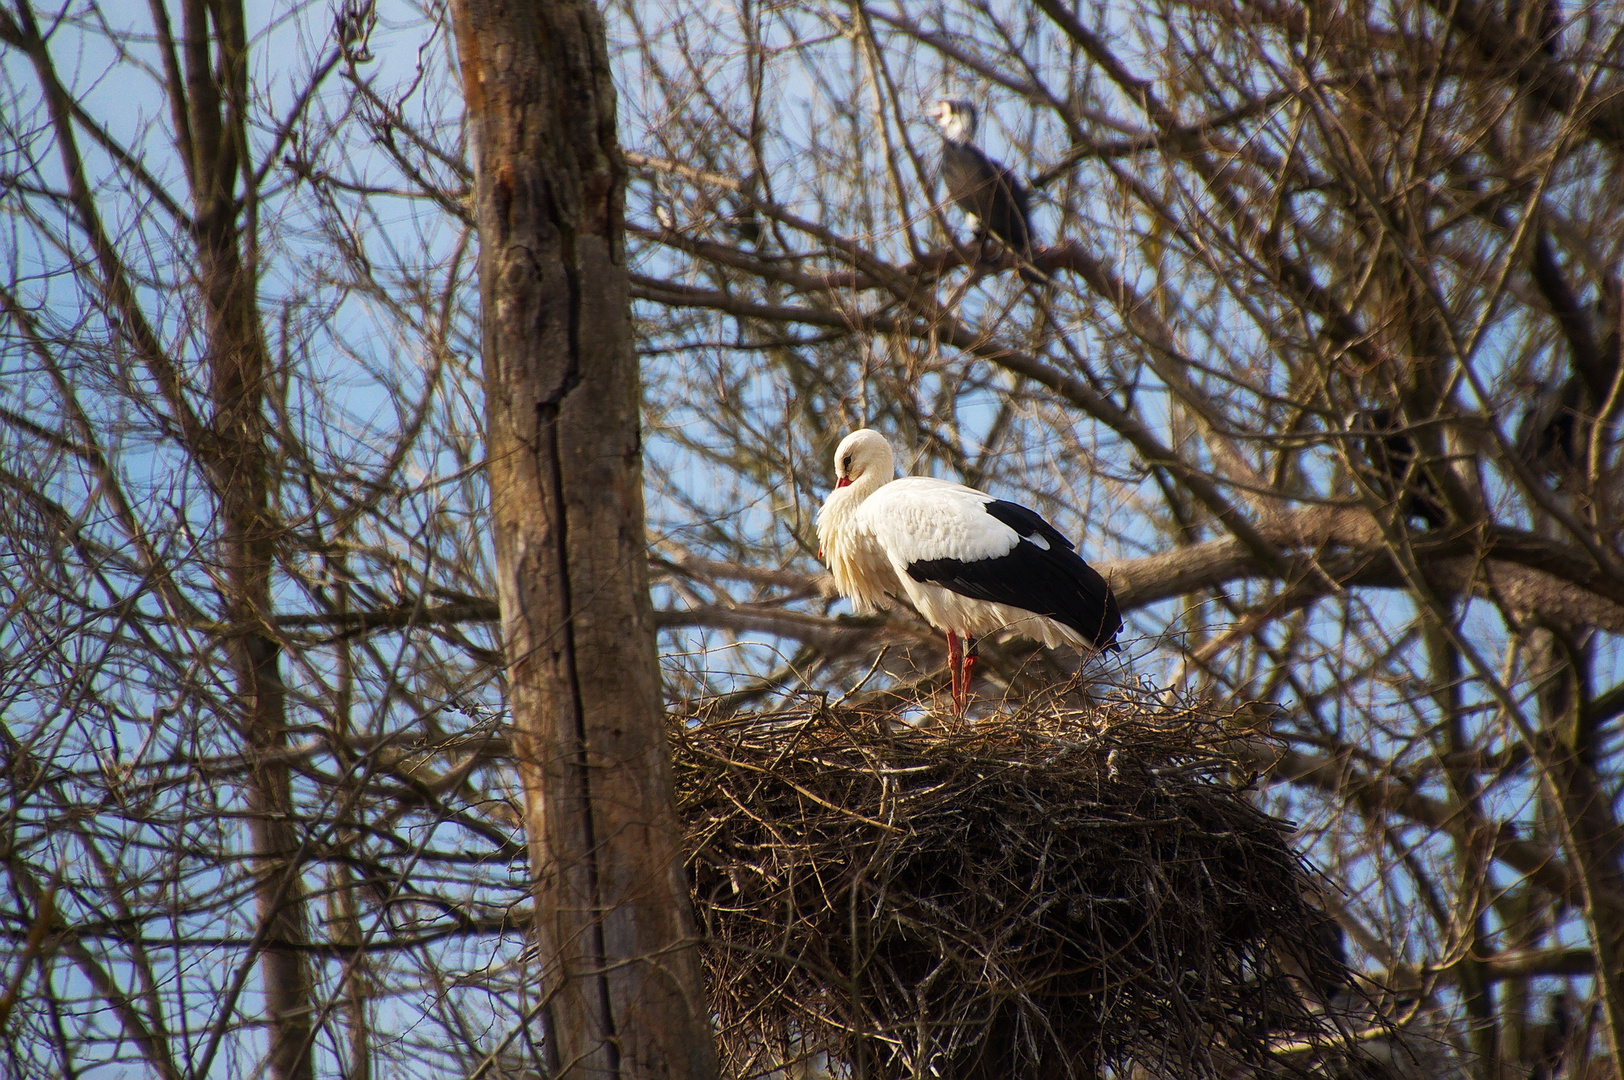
[674,690,1354,1079]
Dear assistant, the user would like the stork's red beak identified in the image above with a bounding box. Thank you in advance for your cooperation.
[836,477,852,488]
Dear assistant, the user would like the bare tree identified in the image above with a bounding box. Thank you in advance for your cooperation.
[0,1,319,1074]
[0,3,520,1077]
[7,1,1624,1078]
[612,2,1624,1077]
[450,0,720,1076]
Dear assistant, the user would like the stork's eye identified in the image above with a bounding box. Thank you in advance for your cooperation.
[841,455,852,472]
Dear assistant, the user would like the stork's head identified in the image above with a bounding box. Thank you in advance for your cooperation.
[832,429,896,491]
[929,98,977,142]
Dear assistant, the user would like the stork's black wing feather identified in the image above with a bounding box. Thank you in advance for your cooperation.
[1354,407,1448,528]
[979,158,1034,257]
[905,500,1121,648]
[940,142,1040,281]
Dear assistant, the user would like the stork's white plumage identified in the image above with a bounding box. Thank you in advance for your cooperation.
[817,429,1120,710]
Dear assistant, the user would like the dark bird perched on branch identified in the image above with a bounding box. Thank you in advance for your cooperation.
[1515,378,1585,477]
[817,429,1119,711]
[929,99,1043,284]
[1350,407,1449,529]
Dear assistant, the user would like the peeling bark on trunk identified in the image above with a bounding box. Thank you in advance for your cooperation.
[450,3,720,1077]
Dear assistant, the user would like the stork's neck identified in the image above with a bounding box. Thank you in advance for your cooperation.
[817,468,890,543]
[846,468,891,503]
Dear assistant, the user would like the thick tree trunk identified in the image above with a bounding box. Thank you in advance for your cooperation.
[450,3,719,1078]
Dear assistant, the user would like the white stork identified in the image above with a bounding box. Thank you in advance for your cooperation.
[929,98,1043,284]
[816,429,1120,710]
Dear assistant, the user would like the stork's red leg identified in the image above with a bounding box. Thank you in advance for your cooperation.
[946,631,964,711]
[961,636,979,705]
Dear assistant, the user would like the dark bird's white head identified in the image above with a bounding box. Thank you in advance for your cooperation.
[831,428,896,492]
[929,98,977,142]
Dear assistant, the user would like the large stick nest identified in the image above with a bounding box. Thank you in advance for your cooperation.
[673,687,1355,1080]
